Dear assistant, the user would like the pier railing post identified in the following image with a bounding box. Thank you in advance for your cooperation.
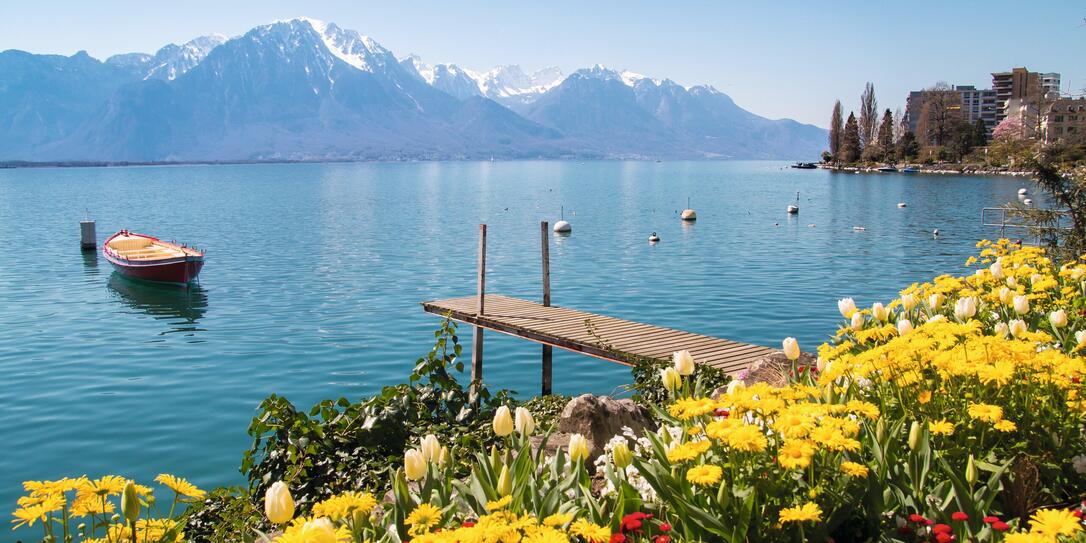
[471,224,486,405]
[541,221,552,396]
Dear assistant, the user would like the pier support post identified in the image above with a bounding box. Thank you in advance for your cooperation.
[541,221,552,396]
[471,224,486,405]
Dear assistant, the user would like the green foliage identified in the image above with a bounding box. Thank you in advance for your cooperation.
[520,394,571,433]
[627,356,731,408]
[183,487,264,543]
[896,131,920,162]
[241,317,514,513]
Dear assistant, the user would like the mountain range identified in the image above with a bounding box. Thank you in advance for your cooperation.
[0,18,826,162]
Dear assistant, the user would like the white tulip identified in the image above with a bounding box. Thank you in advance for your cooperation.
[816,357,828,372]
[928,293,945,310]
[998,287,1013,305]
[1009,319,1028,338]
[838,297,858,318]
[1006,276,1018,288]
[673,350,695,376]
[897,319,913,335]
[850,312,864,330]
[492,406,514,437]
[264,481,295,525]
[994,322,1009,337]
[1076,330,1086,345]
[420,434,441,464]
[514,407,536,436]
[660,367,681,391]
[404,448,427,480]
[900,293,918,311]
[725,380,744,395]
[299,518,338,543]
[871,302,889,321]
[1050,309,1068,329]
[782,337,800,360]
[568,434,589,462]
[954,297,977,321]
[1013,295,1030,315]
[1073,268,1086,281]
[990,259,1004,278]
[927,314,946,323]
[1031,273,1043,286]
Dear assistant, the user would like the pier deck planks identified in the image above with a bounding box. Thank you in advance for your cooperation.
[422,294,777,375]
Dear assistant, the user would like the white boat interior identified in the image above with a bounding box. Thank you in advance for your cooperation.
[107,235,190,261]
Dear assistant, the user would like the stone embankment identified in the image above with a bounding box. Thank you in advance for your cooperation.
[821,164,1034,177]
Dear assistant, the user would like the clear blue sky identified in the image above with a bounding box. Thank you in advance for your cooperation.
[2,0,1083,128]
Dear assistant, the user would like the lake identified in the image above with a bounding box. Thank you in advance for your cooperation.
[0,160,1033,527]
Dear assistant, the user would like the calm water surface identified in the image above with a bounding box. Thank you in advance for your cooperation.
[0,161,1034,530]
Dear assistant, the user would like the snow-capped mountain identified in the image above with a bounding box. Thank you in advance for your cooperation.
[106,35,227,80]
[0,17,826,162]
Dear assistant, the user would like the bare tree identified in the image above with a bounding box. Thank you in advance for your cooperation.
[892,107,905,143]
[917,83,961,147]
[859,82,878,149]
[829,100,843,160]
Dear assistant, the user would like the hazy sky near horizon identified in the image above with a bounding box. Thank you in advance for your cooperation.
[2,1,1084,128]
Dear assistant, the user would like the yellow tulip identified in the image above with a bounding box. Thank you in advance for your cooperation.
[264,481,295,525]
[121,481,140,524]
[515,407,536,436]
[568,434,589,463]
[404,448,427,481]
[871,302,889,321]
[1009,319,1028,338]
[420,434,442,464]
[492,406,514,437]
[612,441,633,469]
[497,465,512,496]
[660,367,681,391]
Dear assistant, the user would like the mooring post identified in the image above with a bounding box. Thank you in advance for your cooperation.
[471,223,487,404]
[541,221,552,395]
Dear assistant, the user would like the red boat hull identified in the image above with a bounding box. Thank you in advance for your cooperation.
[106,257,204,284]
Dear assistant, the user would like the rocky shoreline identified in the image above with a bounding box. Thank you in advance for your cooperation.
[820,164,1035,177]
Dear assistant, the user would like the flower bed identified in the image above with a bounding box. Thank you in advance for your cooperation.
[11,240,1086,542]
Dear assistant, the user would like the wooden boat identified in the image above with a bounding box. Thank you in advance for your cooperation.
[102,230,204,284]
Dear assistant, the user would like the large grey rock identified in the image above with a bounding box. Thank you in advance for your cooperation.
[556,394,656,462]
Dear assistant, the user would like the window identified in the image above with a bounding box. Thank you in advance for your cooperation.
[1054,115,1064,122]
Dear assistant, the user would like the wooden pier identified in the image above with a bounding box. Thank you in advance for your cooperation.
[422,294,777,374]
[422,222,779,396]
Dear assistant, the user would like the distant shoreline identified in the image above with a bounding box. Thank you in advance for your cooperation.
[819,163,1035,177]
[0,157,801,170]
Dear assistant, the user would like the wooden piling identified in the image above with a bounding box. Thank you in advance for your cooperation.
[541,221,552,395]
[471,224,487,402]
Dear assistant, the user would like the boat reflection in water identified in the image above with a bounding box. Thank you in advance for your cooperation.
[107,274,208,335]
[81,250,100,276]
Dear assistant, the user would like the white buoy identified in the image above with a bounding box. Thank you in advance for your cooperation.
[787,191,800,214]
[852,226,866,231]
[1018,188,1029,196]
[553,206,572,233]
[681,197,697,221]
[933,228,940,238]
[898,202,907,208]
[1023,198,1033,205]
[80,212,96,250]
[648,232,660,243]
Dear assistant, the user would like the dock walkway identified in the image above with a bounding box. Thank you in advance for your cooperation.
[422,294,777,374]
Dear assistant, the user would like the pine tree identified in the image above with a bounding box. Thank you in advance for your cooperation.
[840,112,862,163]
[973,119,988,147]
[896,131,919,162]
[859,83,878,149]
[875,109,895,162]
[829,100,843,160]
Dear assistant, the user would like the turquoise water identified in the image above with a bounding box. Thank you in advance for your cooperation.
[0,161,1031,529]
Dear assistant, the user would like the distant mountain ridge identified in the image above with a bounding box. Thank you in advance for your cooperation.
[0,18,826,162]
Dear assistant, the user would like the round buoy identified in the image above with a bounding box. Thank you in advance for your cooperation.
[1023,198,1033,205]
[933,228,940,237]
[681,209,697,221]
[648,232,660,243]
[898,202,907,208]
[1018,188,1029,196]
[553,220,572,233]
[787,204,799,214]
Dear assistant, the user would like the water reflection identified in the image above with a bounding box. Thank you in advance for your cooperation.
[106,274,208,334]
[81,250,99,275]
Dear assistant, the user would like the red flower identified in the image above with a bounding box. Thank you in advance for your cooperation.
[461,521,476,527]
[620,512,651,533]
[1073,510,1084,519]
[933,524,952,534]
[992,521,1010,532]
[908,514,926,523]
[983,516,1000,524]
[951,512,969,521]
[935,532,954,543]
[659,523,672,533]
[896,526,913,535]
[654,537,670,543]
[714,408,730,418]
[610,535,626,543]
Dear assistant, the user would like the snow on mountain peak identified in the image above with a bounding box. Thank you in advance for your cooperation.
[298,17,391,72]
[478,64,564,98]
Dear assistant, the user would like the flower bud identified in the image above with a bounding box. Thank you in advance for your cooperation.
[612,441,633,469]
[838,297,858,318]
[998,287,1013,305]
[928,293,945,310]
[908,421,922,451]
[492,406,514,437]
[568,433,589,463]
[871,303,889,322]
[954,297,977,321]
[1006,276,1018,288]
[420,434,441,464]
[1076,330,1086,345]
[1030,273,1043,286]
[264,481,295,525]
[816,356,828,372]
[497,464,513,496]
[436,446,449,467]
[300,517,338,543]
[965,454,978,485]
[994,322,1009,337]
[990,259,1004,279]
[514,407,536,436]
[404,448,427,481]
[897,319,913,335]
[782,337,800,361]
[660,367,681,392]
[900,293,918,311]
[1009,319,1027,338]
[850,312,864,330]
[1013,295,1030,315]
[673,350,695,376]
[121,481,140,524]
[1050,309,1068,329]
